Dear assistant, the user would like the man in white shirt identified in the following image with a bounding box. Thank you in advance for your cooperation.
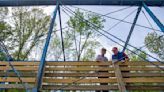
[96,48,108,92]
[96,48,108,62]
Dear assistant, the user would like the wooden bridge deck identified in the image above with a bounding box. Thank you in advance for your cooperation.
[0,61,164,91]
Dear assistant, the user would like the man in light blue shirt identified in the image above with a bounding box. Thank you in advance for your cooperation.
[96,48,108,92]
[96,48,108,62]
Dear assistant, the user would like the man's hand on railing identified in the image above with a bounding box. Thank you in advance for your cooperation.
[125,58,129,62]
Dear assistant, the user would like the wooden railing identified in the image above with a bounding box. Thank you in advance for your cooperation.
[0,61,39,89]
[0,61,164,91]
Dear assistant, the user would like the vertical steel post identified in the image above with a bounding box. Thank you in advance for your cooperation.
[35,2,59,91]
[143,2,164,32]
[122,6,142,52]
[58,4,66,61]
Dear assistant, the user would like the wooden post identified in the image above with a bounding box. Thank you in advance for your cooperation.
[113,62,126,92]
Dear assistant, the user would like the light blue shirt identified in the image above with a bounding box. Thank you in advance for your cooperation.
[96,55,108,62]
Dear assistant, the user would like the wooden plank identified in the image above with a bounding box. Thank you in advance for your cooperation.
[44,73,164,77]
[120,67,162,71]
[0,61,164,66]
[0,66,38,71]
[43,78,117,83]
[1,66,161,71]
[42,85,118,90]
[0,84,34,89]
[45,67,114,71]
[124,77,164,83]
[45,66,163,71]
[44,73,115,77]
[46,61,164,66]
[46,62,112,66]
[122,73,164,77]
[113,63,126,92]
[0,61,163,66]
[0,61,39,66]
[118,61,164,66]
[43,77,164,83]
[127,85,164,90]
[0,72,37,77]
[42,85,164,90]
[0,77,36,82]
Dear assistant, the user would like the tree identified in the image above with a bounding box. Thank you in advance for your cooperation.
[67,9,105,61]
[0,7,12,42]
[0,52,6,61]
[128,50,148,61]
[47,30,74,61]
[81,48,96,61]
[7,7,51,60]
[0,7,11,61]
[46,9,104,61]
[144,32,164,60]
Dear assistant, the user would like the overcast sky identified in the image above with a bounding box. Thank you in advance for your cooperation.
[40,5,164,61]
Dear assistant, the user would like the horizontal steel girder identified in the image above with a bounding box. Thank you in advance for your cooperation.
[0,0,164,6]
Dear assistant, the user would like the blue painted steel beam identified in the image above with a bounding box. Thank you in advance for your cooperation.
[58,5,66,61]
[0,41,13,61]
[143,2,164,32]
[122,6,142,52]
[0,0,164,6]
[36,2,59,91]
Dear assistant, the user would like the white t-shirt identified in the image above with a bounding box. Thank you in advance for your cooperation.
[96,55,108,62]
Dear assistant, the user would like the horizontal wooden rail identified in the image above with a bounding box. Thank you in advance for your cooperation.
[0,72,37,77]
[0,61,163,66]
[46,61,164,66]
[45,67,163,71]
[0,77,36,82]
[0,61,39,66]
[43,78,117,83]
[42,85,164,90]
[0,61,163,91]
[44,73,115,77]
[0,66,38,71]
[0,84,34,89]
[43,78,164,83]
[44,73,164,77]
[42,85,118,90]
[0,61,38,89]
[45,67,114,71]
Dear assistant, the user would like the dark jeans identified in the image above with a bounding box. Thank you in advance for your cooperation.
[96,71,108,92]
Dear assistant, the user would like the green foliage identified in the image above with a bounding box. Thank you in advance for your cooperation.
[0,8,12,61]
[48,9,104,61]
[0,8,12,41]
[0,7,8,20]
[0,52,6,61]
[144,32,164,60]
[5,7,51,60]
[127,50,148,61]
[0,7,104,61]
[66,9,105,61]
[0,89,26,92]
[81,48,96,61]
[48,32,72,61]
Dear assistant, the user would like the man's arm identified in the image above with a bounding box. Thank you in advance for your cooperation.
[123,53,129,61]
[112,55,119,64]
